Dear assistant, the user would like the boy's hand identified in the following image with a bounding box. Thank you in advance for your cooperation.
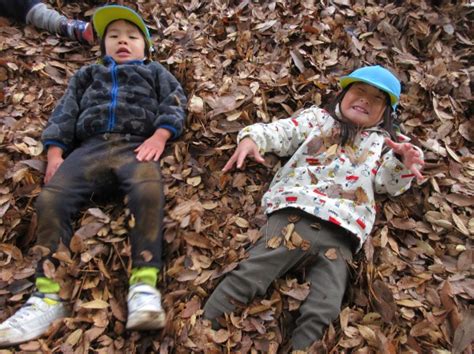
[222,137,265,172]
[385,138,425,181]
[135,128,172,162]
[44,146,64,184]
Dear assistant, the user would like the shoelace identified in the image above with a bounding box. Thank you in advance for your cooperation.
[7,302,40,327]
[7,294,59,323]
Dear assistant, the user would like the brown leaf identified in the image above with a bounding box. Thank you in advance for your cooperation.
[266,236,282,249]
[287,214,301,223]
[80,299,109,309]
[109,297,126,322]
[390,218,417,230]
[410,320,434,337]
[181,296,201,319]
[300,239,311,251]
[324,248,338,260]
[210,329,230,344]
[69,234,85,253]
[440,281,462,331]
[282,223,295,242]
[355,186,369,205]
[86,208,110,223]
[140,250,153,262]
[290,230,303,247]
[453,309,474,354]
[65,329,83,346]
[370,279,396,323]
[184,233,212,249]
[281,283,310,301]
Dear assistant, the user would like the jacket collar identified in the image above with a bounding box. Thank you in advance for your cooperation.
[103,55,145,66]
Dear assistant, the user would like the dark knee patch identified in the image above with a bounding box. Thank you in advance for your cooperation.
[132,162,162,182]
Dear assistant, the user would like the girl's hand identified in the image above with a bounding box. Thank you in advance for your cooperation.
[222,137,265,172]
[44,146,64,184]
[385,138,425,181]
[135,128,171,162]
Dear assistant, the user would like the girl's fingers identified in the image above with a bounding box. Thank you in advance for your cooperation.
[411,165,424,181]
[222,152,238,172]
[236,150,248,169]
[403,143,414,152]
[384,138,400,151]
[222,141,265,173]
[413,157,424,166]
[254,150,265,164]
[222,160,233,172]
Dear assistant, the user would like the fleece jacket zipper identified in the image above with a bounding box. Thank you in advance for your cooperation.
[107,61,118,131]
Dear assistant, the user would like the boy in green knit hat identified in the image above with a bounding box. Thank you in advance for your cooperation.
[0,4,187,346]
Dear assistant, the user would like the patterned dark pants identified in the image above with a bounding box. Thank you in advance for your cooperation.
[35,134,165,275]
[203,208,357,350]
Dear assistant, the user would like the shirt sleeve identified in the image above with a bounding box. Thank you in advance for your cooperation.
[375,141,424,196]
[237,107,327,157]
[153,63,187,139]
[41,67,90,152]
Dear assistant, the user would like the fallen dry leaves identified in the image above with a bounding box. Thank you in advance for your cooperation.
[0,0,472,352]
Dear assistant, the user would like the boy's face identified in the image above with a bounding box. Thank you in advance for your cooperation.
[104,20,146,64]
[340,83,388,128]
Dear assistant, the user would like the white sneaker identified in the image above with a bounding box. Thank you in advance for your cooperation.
[126,283,166,330]
[0,293,68,346]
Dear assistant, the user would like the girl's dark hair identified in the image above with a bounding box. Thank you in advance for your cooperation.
[99,19,151,60]
[324,84,398,145]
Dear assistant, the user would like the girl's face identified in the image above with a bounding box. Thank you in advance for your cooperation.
[104,20,146,64]
[340,83,388,127]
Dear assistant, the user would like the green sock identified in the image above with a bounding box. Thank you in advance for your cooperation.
[36,277,60,294]
[129,267,159,287]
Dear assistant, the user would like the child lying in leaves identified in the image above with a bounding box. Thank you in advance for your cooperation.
[203,65,424,351]
[0,4,186,347]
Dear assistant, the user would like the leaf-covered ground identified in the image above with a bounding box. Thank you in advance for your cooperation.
[0,0,472,353]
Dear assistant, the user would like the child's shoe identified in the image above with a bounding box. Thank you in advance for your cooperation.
[0,293,68,346]
[59,20,94,44]
[126,283,166,330]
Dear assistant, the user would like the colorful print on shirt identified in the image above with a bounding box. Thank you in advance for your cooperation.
[238,106,422,251]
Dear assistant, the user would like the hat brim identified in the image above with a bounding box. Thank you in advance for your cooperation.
[93,5,151,46]
[340,76,398,107]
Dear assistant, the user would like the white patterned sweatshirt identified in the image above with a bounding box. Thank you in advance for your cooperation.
[238,106,422,251]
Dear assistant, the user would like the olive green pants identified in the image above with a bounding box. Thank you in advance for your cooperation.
[203,208,356,350]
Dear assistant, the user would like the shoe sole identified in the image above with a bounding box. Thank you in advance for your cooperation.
[126,311,166,331]
[83,24,95,44]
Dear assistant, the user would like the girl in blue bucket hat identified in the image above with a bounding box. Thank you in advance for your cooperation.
[0,5,187,346]
[203,65,424,350]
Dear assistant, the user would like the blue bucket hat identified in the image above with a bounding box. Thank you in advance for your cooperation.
[339,65,401,109]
